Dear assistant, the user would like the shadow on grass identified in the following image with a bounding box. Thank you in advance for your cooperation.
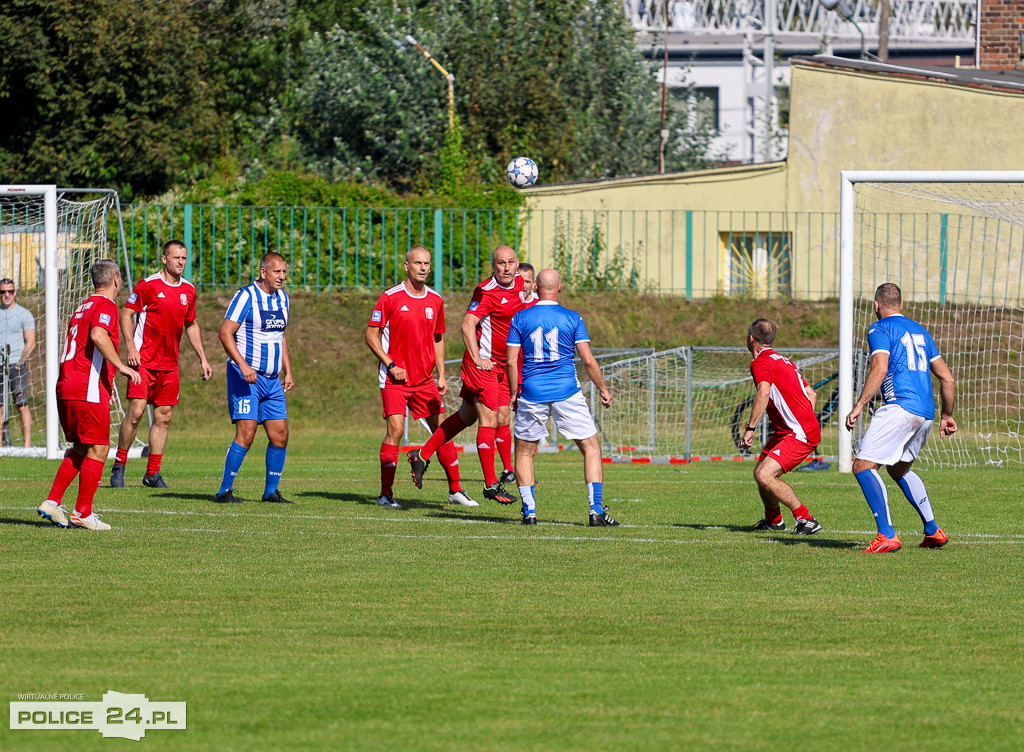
[673,523,754,533]
[151,492,219,502]
[764,536,862,549]
[0,516,54,528]
[427,510,516,524]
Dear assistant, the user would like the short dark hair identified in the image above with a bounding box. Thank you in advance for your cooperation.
[163,240,187,255]
[0,278,14,289]
[748,318,777,346]
[260,251,286,270]
[875,282,902,309]
[518,263,535,277]
[90,259,121,288]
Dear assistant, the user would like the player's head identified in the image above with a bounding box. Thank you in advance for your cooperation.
[536,268,562,299]
[519,263,536,295]
[90,259,122,293]
[491,245,519,286]
[747,318,776,354]
[0,278,15,309]
[259,252,288,291]
[162,240,188,279]
[405,246,431,285]
[874,282,903,317]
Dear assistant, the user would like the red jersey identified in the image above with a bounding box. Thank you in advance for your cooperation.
[462,274,525,370]
[369,283,445,388]
[125,273,197,370]
[56,294,121,404]
[749,348,821,446]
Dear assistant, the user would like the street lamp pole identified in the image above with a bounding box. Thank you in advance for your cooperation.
[405,35,455,129]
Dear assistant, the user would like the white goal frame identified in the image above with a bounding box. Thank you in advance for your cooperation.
[838,170,1024,472]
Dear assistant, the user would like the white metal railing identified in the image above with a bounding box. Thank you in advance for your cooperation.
[624,0,975,43]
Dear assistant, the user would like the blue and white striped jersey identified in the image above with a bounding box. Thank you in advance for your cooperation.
[224,282,290,377]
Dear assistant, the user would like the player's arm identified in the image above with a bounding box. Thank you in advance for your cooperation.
[280,334,294,392]
[930,356,957,437]
[90,326,141,384]
[184,319,212,381]
[461,312,491,370]
[845,351,888,430]
[19,326,35,363]
[364,325,406,382]
[741,381,772,449]
[434,333,447,396]
[804,379,817,409]
[119,305,140,367]
[576,341,612,407]
[218,318,258,384]
[505,344,520,410]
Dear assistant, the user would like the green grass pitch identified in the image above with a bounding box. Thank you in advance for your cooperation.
[2,429,1023,750]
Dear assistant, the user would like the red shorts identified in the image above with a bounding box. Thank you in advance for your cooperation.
[127,367,180,406]
[57,398,111,445]
[460,363,511,411]
[381,382,444,420]
[758,433,817,473]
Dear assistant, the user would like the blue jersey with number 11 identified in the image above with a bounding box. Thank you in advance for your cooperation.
[867,313,940,420]
[507,301,590,402]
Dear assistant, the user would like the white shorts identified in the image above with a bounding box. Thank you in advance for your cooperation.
[856,403,933,466]
[514,392,598,442]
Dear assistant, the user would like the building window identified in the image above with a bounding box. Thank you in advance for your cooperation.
[694,87,719,131]
[669,86,719,132]
[775,86,790,130]
[722,231,791,298]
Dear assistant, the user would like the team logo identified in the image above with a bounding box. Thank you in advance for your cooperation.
[468,301,480,311]
[99,313,111,325]
[263,316,287,331]
[500,297,508,305]
[400,304,410,312]
[180,293,188,306]
[425,307,434,320]
[157,292,166,299]
[371,310,383,323]
[127,293,137,304]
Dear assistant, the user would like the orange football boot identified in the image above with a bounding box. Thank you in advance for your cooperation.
[863,532,902,553]
[920,528,948,549]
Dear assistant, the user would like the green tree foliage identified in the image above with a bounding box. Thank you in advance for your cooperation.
[284,0,717,188]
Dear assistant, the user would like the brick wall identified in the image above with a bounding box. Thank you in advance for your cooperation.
[979,0,1024,70]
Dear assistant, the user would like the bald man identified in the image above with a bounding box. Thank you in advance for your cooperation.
[366,247,475,509]
[409,245,526,505]
[505,269,617,526]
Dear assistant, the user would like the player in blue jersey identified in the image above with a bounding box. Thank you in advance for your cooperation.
[505,269,616,526]
[845,283,957,553]
[214,252,295,504]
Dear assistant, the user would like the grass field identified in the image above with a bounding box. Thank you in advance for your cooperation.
[2,429,1023,751]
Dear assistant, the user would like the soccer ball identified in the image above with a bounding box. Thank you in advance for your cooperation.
[506,157,539,188]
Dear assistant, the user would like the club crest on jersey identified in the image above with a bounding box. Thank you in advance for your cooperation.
[99,313,111,325]
[468,301,480,312]
[425,307,434,320]
[371,310,383,323]
[263,316,287,331]
[127,293,137,304]
[180,293,188,306]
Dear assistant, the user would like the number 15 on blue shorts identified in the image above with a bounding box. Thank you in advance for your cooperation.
[226,360,288,423]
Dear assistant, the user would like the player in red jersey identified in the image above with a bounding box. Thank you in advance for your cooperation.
[739,318,823,535]
[408,245,526,505]
[365,247,476,509]
[37,260,141,531]
[110,240,212,489]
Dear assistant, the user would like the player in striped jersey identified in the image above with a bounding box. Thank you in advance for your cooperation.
[38,260,141,530]
[214,252,295,504]
[739,318,823,535]
[110,241,212,489]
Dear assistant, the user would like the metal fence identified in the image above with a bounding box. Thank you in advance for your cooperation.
[124,203,850,297]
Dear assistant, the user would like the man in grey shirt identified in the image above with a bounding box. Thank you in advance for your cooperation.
[0,278,36,447]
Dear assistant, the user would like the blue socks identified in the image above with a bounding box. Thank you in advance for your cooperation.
[219,442,248,495]
[264,444,287,498]
[855,469,895,538]
[519,486,536,516]
[896,470,938,535]
[588,482,604,515]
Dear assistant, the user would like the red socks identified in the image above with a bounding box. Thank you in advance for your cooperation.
[146,453,163,476]
[74,457,105,518]
[47,451,85,504]
[421,411,470,461]
[792,504,812,520]
[477,426,498,486]
[436,442,462,493]
[114,447,129,467]
[379,443,399,496]
[495,424,513,473]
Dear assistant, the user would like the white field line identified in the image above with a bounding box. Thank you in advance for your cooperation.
[3,505,1022,543]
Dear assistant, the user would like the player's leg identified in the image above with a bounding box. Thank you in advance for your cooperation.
[69,441,111,530]
[513,437,538,523]
[17,405,31,447]
[142,404,173,487]
[495,404,515,485]
[417,395,475,464]
[476,396,515,503]
[889,457,947,548]
[260,418,291,503]
[40,399,84,527]
[552,392,617,526]
[378,411,405,509]
[216,365,260,502]
[11,365,31,447]
[111,397,147,487]
[423,410,476,507]
[752,437,820,533]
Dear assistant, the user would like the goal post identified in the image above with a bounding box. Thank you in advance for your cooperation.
[0,185,138,459]
[839,170,1024,472]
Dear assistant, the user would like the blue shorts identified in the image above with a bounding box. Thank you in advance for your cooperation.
[226,360,288,423]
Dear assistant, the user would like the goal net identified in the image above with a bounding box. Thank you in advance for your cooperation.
[839,171,1024,471]
[0,186,134,458]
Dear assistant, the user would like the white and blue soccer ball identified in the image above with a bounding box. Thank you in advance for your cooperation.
[506,157,539,188]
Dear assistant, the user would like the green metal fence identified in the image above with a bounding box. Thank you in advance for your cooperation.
[124,203,849,297]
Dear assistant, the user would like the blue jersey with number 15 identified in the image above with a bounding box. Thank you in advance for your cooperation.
[507,301,590,402]
[867,313,940,420]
